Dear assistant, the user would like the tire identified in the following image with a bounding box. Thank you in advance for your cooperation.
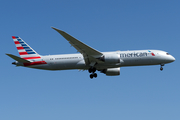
[90,74,93,79]
[93,73,97,78]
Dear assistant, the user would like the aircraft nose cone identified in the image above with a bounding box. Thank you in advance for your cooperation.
[172,56,175,62]
[168,55,175,62]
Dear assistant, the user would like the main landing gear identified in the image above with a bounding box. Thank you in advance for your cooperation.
[89,67,97,79]
[160,64,164,71]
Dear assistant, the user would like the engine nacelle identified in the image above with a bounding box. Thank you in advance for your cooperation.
[102,68,120,76]
[99,54,120,64]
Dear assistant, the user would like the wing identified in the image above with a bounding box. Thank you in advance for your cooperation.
[52,27,103,65]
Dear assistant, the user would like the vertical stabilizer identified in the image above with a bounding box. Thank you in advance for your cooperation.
[12,36,41,61]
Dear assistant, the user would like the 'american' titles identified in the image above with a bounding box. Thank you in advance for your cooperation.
[120,52,148,57]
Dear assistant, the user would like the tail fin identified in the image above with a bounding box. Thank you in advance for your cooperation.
[12,36,41,60]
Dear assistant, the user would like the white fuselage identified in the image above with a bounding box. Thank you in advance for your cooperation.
[26,50,175,71]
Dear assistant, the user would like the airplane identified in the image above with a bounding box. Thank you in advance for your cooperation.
[6,27,175,79]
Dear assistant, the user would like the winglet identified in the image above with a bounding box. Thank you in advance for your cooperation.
[6,53,31,63]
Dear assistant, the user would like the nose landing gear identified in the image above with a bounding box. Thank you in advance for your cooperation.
[160,64,164,71]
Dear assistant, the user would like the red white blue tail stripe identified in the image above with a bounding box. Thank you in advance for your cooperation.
[12,36,47,66]
[12,36,41,60]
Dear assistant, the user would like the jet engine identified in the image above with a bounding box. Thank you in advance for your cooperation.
[101,67,120,76]
[99,54,120,64]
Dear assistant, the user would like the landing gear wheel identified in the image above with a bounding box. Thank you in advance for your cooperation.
[89,73,98,79]
[160,67,163,71]
[93,73,97,78]
[88,69,92,73]
[92,68,96,73]
[90,74,94,79]
[88,67,96,73]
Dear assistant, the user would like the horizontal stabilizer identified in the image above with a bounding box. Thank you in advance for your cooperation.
[6,53,31,63]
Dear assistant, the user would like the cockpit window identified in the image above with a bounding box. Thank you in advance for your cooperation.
[166,53,170,55]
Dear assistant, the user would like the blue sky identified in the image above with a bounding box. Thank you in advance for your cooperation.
[1,0,180,120]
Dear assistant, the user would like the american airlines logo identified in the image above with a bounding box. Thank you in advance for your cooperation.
[120,51,155,58]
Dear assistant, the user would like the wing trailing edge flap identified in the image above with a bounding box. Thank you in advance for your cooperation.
[6,54,31,63]
[52,27,103,65]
